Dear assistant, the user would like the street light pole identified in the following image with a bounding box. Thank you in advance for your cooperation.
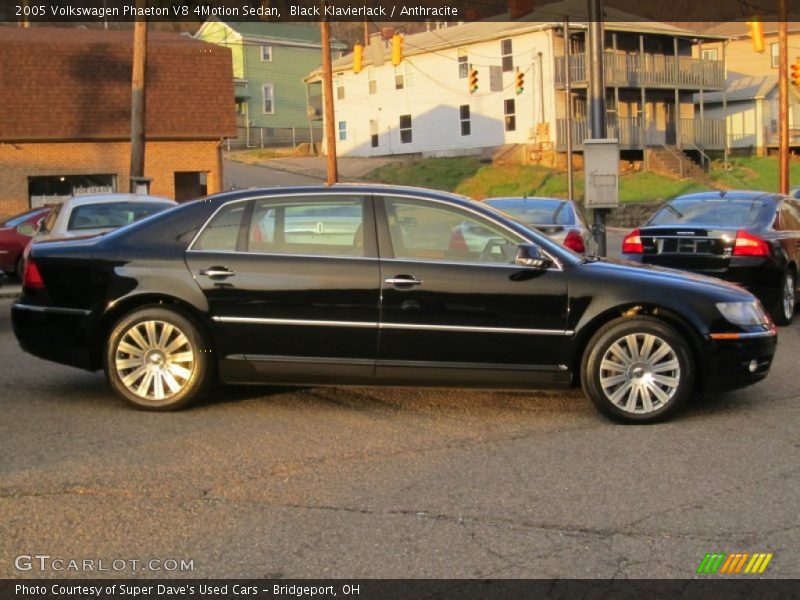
[588,0,607,255]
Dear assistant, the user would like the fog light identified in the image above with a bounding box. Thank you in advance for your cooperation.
[748,360,758,373]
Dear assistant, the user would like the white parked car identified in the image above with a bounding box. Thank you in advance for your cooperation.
[26,193,177,243]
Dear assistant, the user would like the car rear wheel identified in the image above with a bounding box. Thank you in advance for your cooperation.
[771,270,795,326]
[581,317,694,424]
[15,256,24,280]
[105,307,212,411]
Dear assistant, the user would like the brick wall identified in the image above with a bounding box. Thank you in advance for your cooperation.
[0,140,223,219]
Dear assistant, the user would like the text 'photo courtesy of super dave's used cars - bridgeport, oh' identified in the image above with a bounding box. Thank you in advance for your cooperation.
[11,185,778,424]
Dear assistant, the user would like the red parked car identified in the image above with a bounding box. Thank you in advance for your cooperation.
[0,207,50,279]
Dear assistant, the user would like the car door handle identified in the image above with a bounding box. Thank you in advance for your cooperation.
[385,276,423,288]
[199,267,236,279]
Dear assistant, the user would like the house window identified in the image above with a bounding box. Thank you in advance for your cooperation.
[501,38,513,72]
[368,68,377,94]
[460,105,471,136]
[504,99,516,132]
[261,45,272,61]
[370,120,379,147]
[395,63,414,90]
[337,84,345,100]
[458,49,469,78]
[262,83,274,114]
[771,43,779,68]
[399,114,412,144]
[174,172,208,203]
[338,121,347,141]
[701,48,718,61]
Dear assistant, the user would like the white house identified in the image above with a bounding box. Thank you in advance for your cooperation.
[307,12,727,164]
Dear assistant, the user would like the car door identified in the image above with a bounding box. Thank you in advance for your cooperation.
[185,193,380,381]
[374,194,571,387]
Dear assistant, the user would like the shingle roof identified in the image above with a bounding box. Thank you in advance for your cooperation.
[703,21,800,38]
[0,27,237,142]
[696,75,776,104]
[221,21,322,45]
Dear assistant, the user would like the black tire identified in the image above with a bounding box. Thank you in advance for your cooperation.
[770,270,795,326]
[581,316,695,424]
[15,255,24,280]
[104,306,213,411]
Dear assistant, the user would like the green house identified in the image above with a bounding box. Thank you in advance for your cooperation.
[195,19,343,145]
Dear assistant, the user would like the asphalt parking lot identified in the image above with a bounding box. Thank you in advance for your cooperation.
[1,295,798,580]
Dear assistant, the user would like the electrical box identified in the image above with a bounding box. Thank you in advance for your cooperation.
[584,139,619,209]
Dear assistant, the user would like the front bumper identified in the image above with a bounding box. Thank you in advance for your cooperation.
[701,332,777,391]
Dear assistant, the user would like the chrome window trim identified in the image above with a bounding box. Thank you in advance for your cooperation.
[212,315,574,336]
[186,191,565,270]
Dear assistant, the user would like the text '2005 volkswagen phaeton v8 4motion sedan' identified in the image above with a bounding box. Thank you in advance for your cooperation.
[12,185,778,423]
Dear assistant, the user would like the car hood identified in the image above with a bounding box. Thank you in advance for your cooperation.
[581,256,753,298]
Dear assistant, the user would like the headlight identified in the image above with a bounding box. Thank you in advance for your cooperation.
[716,301,770,326]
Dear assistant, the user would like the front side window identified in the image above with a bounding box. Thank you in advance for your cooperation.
[248,196,366,257]
[383,197,522,264]
[262,83,274,114]
[399,114,412,144]
[261,45,272,61]
[192,201,248,252]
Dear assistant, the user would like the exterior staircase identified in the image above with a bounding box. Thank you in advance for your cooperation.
[645,146,714,186]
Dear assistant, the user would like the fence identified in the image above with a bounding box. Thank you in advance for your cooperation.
[225,125,321,150]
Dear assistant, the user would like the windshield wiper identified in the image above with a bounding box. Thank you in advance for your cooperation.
[664,204,684,219]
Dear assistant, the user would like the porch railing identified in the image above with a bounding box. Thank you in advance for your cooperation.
[556,117,725,150]
[555,52,725,90]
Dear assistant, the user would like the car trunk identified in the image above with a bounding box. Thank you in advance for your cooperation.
[637,226,737,273]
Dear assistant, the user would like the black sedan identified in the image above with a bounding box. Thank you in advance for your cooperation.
[621,191,800,325]
[12,185,777,423]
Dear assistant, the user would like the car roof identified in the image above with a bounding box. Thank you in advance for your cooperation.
[484,197,570,203]
[60,193,176,207]
[672,190,783,203]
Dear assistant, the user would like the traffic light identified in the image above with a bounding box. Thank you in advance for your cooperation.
[391,34,404,66]
[792,59,800,87]
[469,67,479,94]
[515,69,524,94]
[352,43,363,74]
[747,18,765,53]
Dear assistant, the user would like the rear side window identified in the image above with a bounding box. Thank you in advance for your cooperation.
[248,196,365,257]
[67,202,171,231]
[192,202,248,251]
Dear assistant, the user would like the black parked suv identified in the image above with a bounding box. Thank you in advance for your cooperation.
[12,185,777,423]
[622,190,800,325]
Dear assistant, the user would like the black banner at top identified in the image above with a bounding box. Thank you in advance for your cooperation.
[2,0,800,23]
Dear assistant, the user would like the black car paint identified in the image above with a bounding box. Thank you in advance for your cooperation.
[12,185,776,393]
[621,191,799,313]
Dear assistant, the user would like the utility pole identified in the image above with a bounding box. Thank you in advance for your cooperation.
[779,0,789,194]
[564,17,574,201]
[320,15,338,185]
[130,1,148,193]
[363,20,369,46]
[588,0,607,255]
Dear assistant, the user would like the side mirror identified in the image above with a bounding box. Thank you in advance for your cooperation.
[16,223,37,237]
[515,243,553,270]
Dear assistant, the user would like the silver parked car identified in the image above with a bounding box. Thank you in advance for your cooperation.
[482,197,595,254]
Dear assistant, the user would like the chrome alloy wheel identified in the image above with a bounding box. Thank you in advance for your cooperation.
[783,274,795,322]
[599,333,680,415]
[114,320,195,402]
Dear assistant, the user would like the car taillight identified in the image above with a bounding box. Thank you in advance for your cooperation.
[733,230,770,257]
[564,229,586,253]
[622,229,644,254]
[23,260,45,290]
[448,228,469,252]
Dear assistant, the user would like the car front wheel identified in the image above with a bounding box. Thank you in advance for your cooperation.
[105,307,212,411]
[581,317,694,424]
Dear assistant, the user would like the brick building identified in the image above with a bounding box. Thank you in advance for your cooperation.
[0,27,237,218]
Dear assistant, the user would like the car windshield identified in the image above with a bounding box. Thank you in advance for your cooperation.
[484,199,574,225]
[649,197,773,228]
[2,209,44,228]
[67,202,172,231]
